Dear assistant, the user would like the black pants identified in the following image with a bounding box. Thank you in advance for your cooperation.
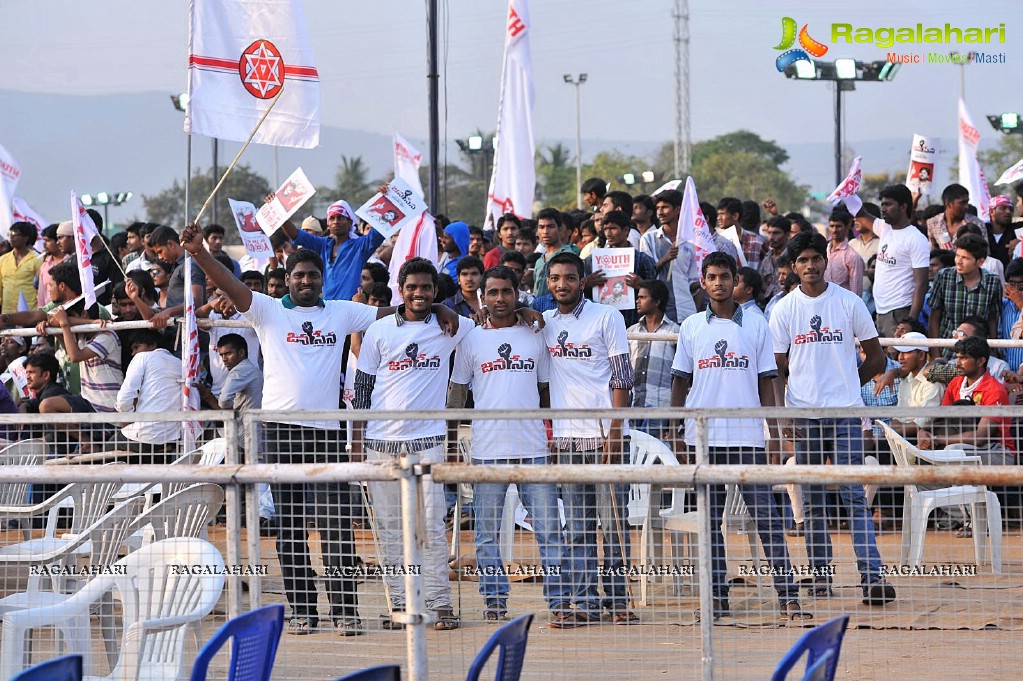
[263,422,359,621]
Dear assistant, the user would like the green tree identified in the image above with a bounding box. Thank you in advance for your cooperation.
[535,143,575,209]
[653,130,792,172]
[860,170,904,203]
[333,155,378,207]
[690,150,807,212]
[142,164,272,239]
[979,134,1023,199]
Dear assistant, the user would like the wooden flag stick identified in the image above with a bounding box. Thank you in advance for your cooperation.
[192,89,284,225]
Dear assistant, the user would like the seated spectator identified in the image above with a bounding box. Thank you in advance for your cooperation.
[888,332,944,439]
[45,305,122,413]
[927,234,1001,357]
[114,329,181,463]
[19,352,101,452]
[917,336,1014,463]
[926,316,1010,385]
[215,333,263,411]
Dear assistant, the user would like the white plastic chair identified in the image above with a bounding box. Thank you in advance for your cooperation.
[0,481,121,559]
[625,430,682,605]
[658,484,766,601]
[878,422,1002,573]
[124,483,225,551]
[0,537,227,680]
[0,440,48,539]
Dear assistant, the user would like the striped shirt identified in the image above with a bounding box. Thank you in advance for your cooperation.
[78,331,123,412]
[628,315,680,409]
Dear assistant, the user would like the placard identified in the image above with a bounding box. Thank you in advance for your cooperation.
[591,247,635,310]
[255,167,316,235]
[906,134,938,194]
[355,178,428,239]
[229,198,272,268]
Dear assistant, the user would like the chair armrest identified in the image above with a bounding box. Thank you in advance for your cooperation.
[0,486,74,518]
[2,576,117,628]
[914,448,981,465]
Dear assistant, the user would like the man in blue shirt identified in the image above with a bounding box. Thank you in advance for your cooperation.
[281,200,384,301]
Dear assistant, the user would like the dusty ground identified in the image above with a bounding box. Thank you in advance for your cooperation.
[5,522,1022,680]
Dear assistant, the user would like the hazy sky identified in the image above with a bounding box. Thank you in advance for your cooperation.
[2,0,1020,221]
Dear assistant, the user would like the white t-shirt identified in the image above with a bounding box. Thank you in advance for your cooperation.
[208,311,261,397]
[542,300,630,438]
[770,283,878,409]
[871,218,930,314]
[451,324,550,460]
[360,313,474,441]
[673,308,776,447]
[241,293,378,428]
[116,348,181,444]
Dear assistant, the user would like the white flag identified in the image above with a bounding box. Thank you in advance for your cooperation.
[388,213,439,303]
[672,177,715,320]
[827,156,864,217]
[185,0,320,149]
[70,192,100,310]
[181,255,203,452]
[0,143,22,238]
[995,159,1023,187]
[485,0,535,225]
[393,132,425,199]
[958,99,990,223]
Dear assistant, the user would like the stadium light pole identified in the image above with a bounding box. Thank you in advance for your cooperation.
[80,191,133,231]
[563,74,587,209]
[783,59,899,187]
[171,92,218,224]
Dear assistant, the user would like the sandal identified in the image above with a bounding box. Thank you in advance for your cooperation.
[483,609,508,621]
[808,579,833,598]
[548,611,600,629]
[380,614,405,630]
[611,610,639,625]
[433,608,460,631]
[956,526,973,538]
[286,618,314,635]
[783,601,814,621]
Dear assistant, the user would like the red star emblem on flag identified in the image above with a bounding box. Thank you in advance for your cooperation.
[238,39,284,99]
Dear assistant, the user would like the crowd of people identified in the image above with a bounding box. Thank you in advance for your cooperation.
[1,175,1022,635]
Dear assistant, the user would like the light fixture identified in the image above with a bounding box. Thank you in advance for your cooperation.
[877,62,900,81]
[834,58,857,80]
[623,173,636,185]
[468,135,483,151]
[988,112,1022,134]
[1001,112,1020,130]
[641,170,655,183]
[562,74,572,83]
[170,93,190,112]
[80,194,94,206]
[115,191,133,204]
[794,60,817,79]
[96,192,110,204]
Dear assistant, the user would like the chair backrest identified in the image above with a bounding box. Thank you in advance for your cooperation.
[334,665,401,681]
[770,615,849,681]
[465,613,534,681]
[67,480,122,536]
[0,439,47,507]
[11,654,82,681]
[723,484,753,532]
[83,497,146,578]
[165,440,226,499]
[106,538,227,681]
[130,483,225,542]
[627,431,680,525]
[189,605,284,681]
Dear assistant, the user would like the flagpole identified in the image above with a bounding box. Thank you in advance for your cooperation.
[193,90,283,225]
[427,0,440,211]
[185,133,192,228]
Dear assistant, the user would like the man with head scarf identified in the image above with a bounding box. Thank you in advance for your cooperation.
[439,221,470,280]
[279,199,384,301]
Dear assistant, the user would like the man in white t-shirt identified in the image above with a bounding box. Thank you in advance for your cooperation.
[180,224,458,637]
[770,231,896,606]
[352,258,474,632]
[542,252,636,628]
[448,265,566,621]
[873,184,930,337]
[670,252,809,621]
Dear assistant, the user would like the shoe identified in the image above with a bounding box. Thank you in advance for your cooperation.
[335,618,364,636]
[808,578,833,598]
[286,618,315,635]
[786,522,804,537]
[863,580,896,606]
[548,611,600,629]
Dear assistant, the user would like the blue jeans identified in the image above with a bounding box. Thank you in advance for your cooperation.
[633,419,672,441]
[707,448,799,605]
[794,418,883,586]
[558,446,631,614]
[471,457,567,612]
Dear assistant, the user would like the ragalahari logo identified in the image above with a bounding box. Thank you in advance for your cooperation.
[773,17,829,72]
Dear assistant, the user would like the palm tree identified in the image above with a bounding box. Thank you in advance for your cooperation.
[334,155,375,205]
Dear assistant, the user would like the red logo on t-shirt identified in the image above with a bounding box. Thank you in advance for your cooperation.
[794,315,843,345]
[388,342,442,371]
[547,331,593,359]
[481,343,536,373]
[696,339,750,370]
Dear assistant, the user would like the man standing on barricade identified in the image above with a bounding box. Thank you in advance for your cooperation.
[769,231,896,606]
[352,258,474,632]
[447,265,566,622]
[179,223,458,637]
[670,251,811,621]
[542,251,637,628]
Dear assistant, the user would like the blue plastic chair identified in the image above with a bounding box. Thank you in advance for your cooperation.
[466,613,534,681]
[770,614,850,681]
[189,605,285,681]
[334,665,401,681]
[11,654,82,681]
